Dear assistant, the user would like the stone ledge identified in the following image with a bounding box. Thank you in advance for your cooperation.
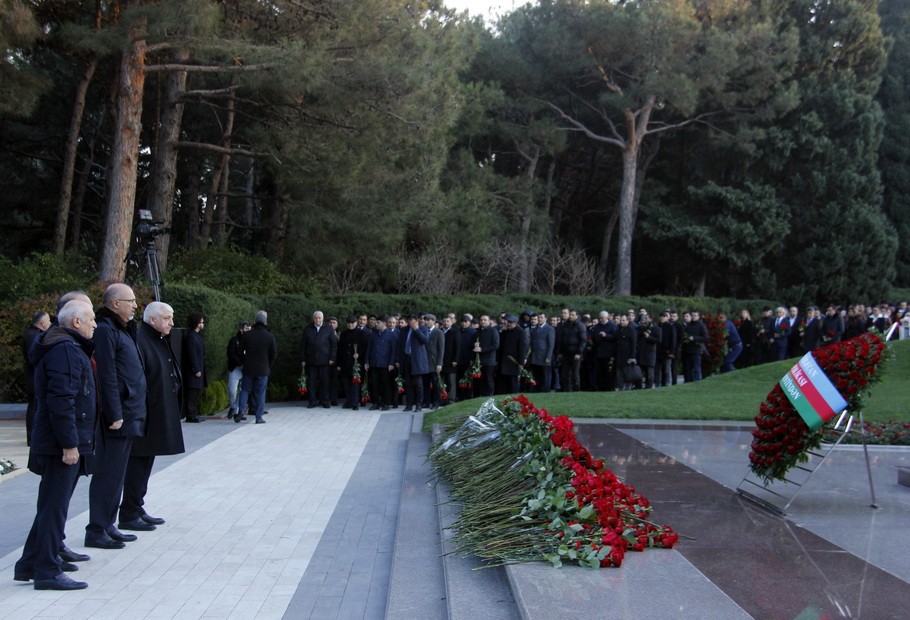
[898,466,910,488]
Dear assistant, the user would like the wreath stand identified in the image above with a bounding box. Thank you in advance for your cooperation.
[735,410,879,515]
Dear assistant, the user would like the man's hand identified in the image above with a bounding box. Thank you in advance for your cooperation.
[435,365,442,374]
[62,447,79,465]
[195,372,201,377]
[109,419,123,430]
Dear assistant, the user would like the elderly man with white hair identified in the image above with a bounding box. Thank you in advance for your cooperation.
[119,301,186,531]
[15,300,97,590]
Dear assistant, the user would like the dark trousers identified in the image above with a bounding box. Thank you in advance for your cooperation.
[341,374,361,408]
[684,353,703,383]
[559,356,580,392]
[120,455,155,522]
[456,363,473,400]
[424,373,440,407]
[401,364,425,409]
[443,368,458,403]
[502,374,519,394]
[594,358,613,391]
[531,364,552,393]
[370,367,392,408]
[479,366,495,397]
[239,375,268,421]
[17,455,81,580]
[87,433,132,537]
[185,387,202,419]
[308,365,331,406]
[655,358,673,387]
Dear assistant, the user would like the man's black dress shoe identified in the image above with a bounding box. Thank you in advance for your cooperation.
[119,518,156,531]
[307,403,317,409]
[255,419,266,424]
[403,406,413,412]
[185,417,202,423]
[322,404,330,408]
[141,513,166,525]
[34,573,88,591]
[84,535,125,550]
[59,546,90,563]
[14,558,78,581]
[107,528,137,543]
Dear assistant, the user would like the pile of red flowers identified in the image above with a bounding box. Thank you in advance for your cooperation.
[510,396,678,567]
[749,332,887,483]
[700,312,727,376]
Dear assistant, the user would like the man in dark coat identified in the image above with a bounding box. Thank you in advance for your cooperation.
[802,307,823,352]
[441,316,461,404]
[338,316,370,410]
[364,315,398,411]
[556,309,587,392]
[15,300,97,590]
[456,315,476,401]
[226,321,250,418]
[183,311,207,423]
[669,310,685,384]
[472,315,500,397]
[119,302,186,531]
[238,311,278,423]
[821,305,845,346]
[22,310,51,446]
[655,311,677,387]
[498,315,529,394]
[754,307,775,364]
[682,311,709,383]
[85,283,147,550]
[590,312,617,391]
[424,315,445,409]
[300,310,338,409]
[529,312,556,393]
[397,316,430,411]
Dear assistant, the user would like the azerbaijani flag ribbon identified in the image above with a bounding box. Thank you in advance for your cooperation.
[779,352,848,431]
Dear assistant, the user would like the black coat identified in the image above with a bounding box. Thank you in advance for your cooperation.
[93,307,147,437]
[556,319,587,356]
[457,326,476,365]
[184,329,207,390]
[242,324,278,376]
[615,325,638,366]
[802,317,823,352]
[499,327,530,376]
[338,327,370,376]
[226,331,244,371]
[28,326,97,456]
[442,327,460,369]
[475,325,500,367]
[683,320,708,356]
[132,323,185,457]
[21,324,42,395]
[300,323,337,366]
[636,323,661,367]
[591,322,617,359]
[657,321,677,361]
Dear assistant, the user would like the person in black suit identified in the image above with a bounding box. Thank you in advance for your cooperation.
[669,310,685,384]
[85,284,147,551]
[441,316,461,404]
[456,315,476,400]
[300,311,338,409]
[787,306,803,359]
[119,302,186,531]
[15,301,97,590]
[183,311,207,423]
[338,316,370,410]
[236,311,277,423]
[498,314,529,394]
[529,312,556,393]
[802,306,823,352]
[424,315,445,409]
[472,315,499,397]
[556,309,587,392]
[682,311,708,382]
[398,316,430,411]
[22,310,51,446]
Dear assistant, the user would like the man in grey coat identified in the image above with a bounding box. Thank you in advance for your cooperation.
[529,312,555,393]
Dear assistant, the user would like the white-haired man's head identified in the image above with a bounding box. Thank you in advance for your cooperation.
[144,302,175,335]
[312,310,324,327]
[58,300,96,339]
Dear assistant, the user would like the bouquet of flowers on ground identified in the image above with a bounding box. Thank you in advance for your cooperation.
[298,372,308,397]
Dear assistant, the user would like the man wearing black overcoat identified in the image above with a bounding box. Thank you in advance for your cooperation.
[119,302,185,531]
[441,316,461,404]
[300,310,338,409]
[338,316,370,410]
[238,311,277,423]
[472,315,500,397]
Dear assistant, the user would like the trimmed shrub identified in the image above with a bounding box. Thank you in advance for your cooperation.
[198,380,229,416]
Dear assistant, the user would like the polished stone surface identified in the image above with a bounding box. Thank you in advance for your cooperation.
[573,422,910,620]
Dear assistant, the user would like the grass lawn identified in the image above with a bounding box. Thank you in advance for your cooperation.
[422,339,910,432]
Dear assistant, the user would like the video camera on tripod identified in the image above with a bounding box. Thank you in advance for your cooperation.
[132,209,170,301]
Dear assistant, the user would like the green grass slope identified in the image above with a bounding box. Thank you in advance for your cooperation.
[422,340,910,431]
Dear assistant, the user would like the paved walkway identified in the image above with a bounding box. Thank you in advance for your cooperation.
[0,405,414,620]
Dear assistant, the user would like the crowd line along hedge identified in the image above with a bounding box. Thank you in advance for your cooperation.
[2,283,780,403]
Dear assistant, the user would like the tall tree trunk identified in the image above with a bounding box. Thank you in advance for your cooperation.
[145,49,188,273]
[613,143,639,295]
[53,56,98,255]
[185,159,202,248]
[68,102,105,251]
[266,183,289,262]
[99,16,148,282]
[200,76,236,245]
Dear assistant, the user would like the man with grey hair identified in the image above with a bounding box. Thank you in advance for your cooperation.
[15,300,97,590]
[119,302,185,531]
[237,311,277,423]
[300,310,337,409]
[85,284,147,550]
